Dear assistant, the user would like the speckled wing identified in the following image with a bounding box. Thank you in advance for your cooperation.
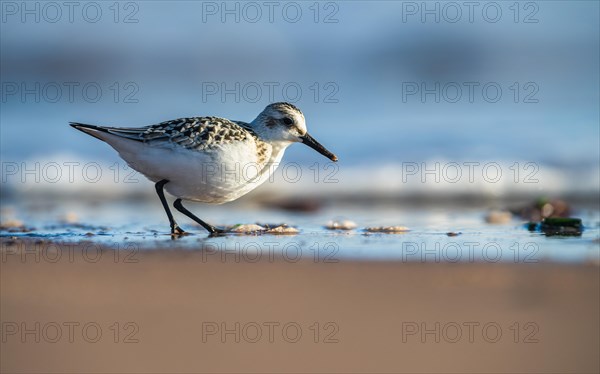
[99,117,256,151]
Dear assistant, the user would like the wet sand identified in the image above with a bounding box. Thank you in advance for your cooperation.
[1,238,599,373]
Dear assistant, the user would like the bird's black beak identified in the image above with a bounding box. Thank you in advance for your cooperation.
[300,133,338,162]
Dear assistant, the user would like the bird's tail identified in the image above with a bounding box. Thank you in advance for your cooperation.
[70,122,148,142]
[69,122,111,141]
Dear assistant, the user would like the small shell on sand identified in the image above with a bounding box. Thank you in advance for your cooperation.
[265,225,299,234]
[226,224,299,235]
[365,226,410,233]
[227,224,265,233]
[60,212,79,224]
[325,220,357,230]
[485,210,513,224]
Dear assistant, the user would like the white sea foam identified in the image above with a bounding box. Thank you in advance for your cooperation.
[2,154,597,202]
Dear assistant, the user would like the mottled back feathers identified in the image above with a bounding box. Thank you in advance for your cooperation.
[86,117,272,166]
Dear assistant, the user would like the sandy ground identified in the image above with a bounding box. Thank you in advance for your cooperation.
[1,239,599,373]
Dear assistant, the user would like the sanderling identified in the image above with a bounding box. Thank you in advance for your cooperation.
[70,102,338,235]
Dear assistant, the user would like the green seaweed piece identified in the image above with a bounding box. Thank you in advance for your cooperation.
[540,217,583,236]
[542,218,582,227]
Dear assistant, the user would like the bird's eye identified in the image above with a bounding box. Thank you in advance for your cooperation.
[283,117,293,126]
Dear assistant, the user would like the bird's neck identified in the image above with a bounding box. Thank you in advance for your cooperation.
[268,141,291,165]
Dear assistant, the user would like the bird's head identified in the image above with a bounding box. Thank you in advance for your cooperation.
[251,102,338,162]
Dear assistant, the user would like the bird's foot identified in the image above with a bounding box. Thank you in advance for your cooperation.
[208,227,227,237]
[171,225,188,237]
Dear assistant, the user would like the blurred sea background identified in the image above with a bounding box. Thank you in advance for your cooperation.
[1,1,599,261]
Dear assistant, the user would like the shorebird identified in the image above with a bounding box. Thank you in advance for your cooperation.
[70,102,338,235]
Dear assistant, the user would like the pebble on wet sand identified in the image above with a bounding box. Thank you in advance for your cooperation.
[485,210,513,224]
[514,198,571,221]
[60,212,79,224]
[0,218,34,232]
[0,218,24,229]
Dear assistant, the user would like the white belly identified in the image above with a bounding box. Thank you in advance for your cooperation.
[99,132,287,204]
[163,143,285,203]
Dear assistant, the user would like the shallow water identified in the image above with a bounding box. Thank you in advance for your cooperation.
[2,198,598,264]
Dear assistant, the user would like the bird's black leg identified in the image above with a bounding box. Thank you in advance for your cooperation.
[155,180,186,235]
[173,198,224,235]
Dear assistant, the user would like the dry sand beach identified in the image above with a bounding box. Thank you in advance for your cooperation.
[1,238,598,373]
